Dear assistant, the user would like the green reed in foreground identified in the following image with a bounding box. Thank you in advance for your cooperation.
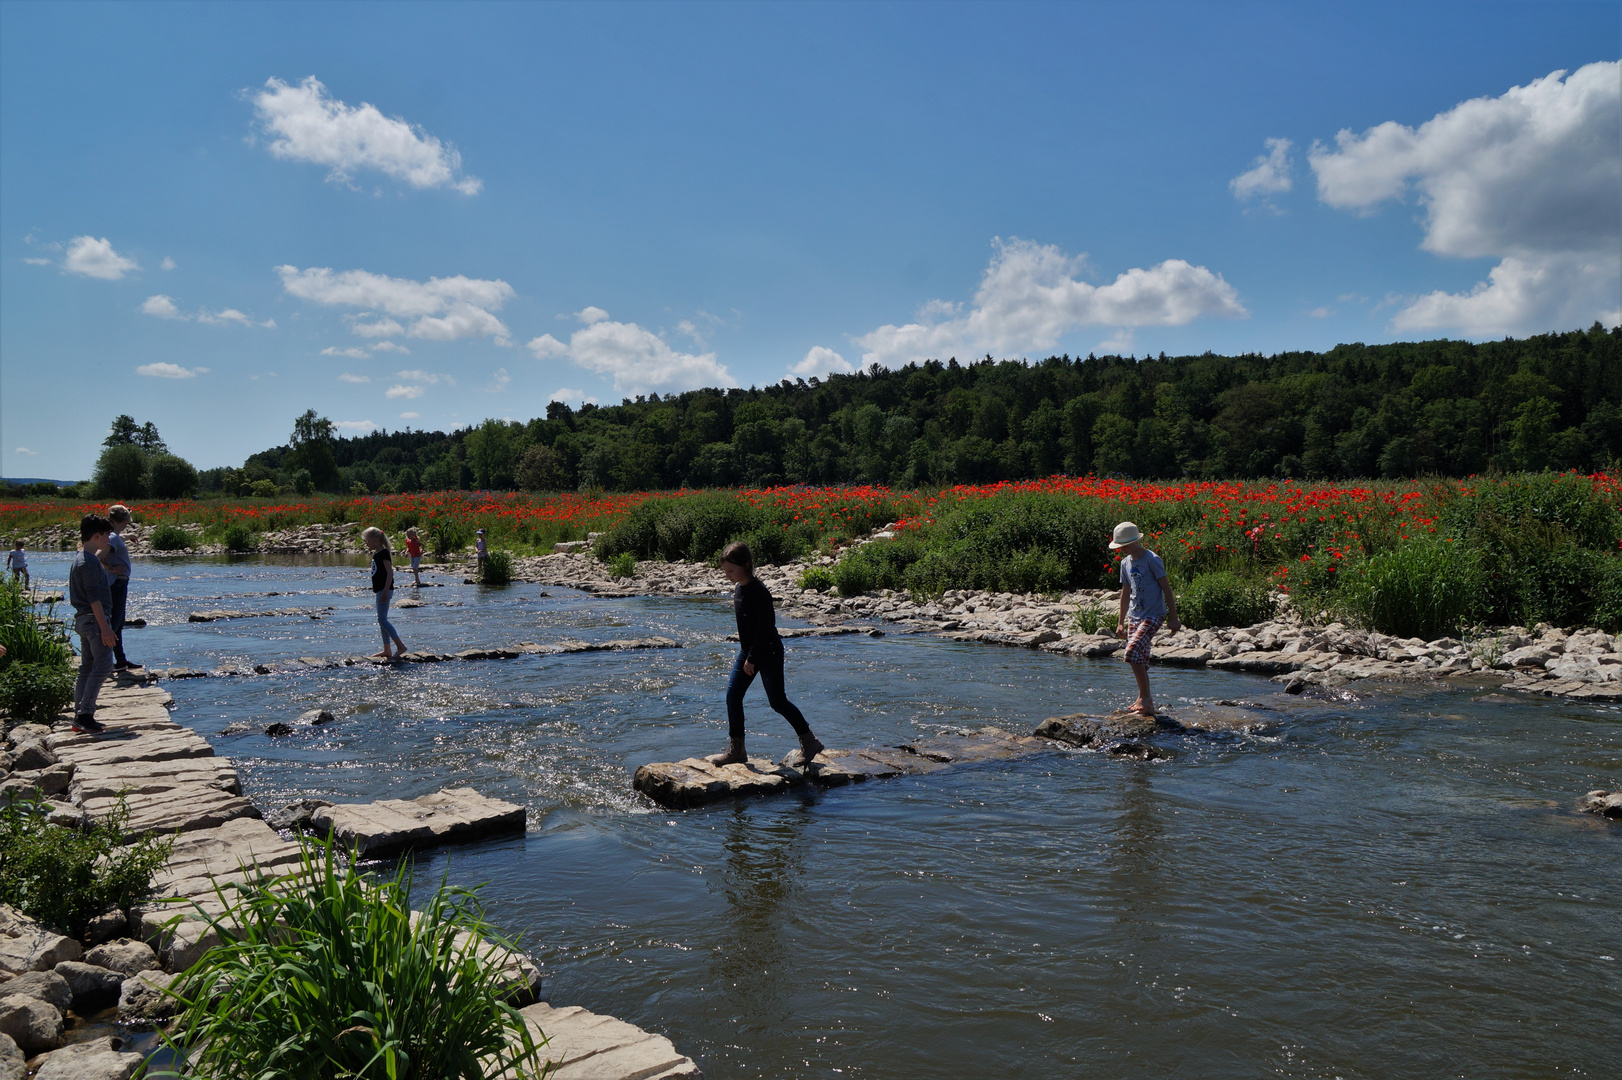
[158,837,549,1080]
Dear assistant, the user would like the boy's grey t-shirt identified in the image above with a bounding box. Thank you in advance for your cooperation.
[103,532,131,582]
[1119,549,1168,621]
[68,548,112,618]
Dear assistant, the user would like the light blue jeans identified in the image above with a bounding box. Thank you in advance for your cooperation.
[74,614,114,717]
[376,590,404,650]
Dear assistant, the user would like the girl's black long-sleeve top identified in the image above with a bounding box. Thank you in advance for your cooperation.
[733,577,782,664]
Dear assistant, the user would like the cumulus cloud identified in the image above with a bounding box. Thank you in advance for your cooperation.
[790,346,856,379]
[370,340,410,354]
[395,369,452,385]
[1231,137,1294,203]
[1309,60,1621,335]
[13,447,38,456]
[197,308,254,327]
[142,294,184,319]
[326,349,371,360]
[252,76,481,194]
[65,236,139,279]
[527,311,736,395]
[398,411,421,420]
[385,384,424,399]
[136,362,206,378]
[852,237,1246,367]
[549,387,590,404]
[333,420,378,434]
[337,371,371,381]
[160,256,176,270]
[1307,306,1333,318]
[486,367,511,392]
[278,265,513,344]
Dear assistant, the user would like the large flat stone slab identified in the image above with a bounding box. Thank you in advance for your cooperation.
[511,1002,701,1079]
[899,727,1051,763]
[47,727,214,767]
[82,785,260,839]
[308,787,526,857]
[632,758,804,808]
[70,758,240,801]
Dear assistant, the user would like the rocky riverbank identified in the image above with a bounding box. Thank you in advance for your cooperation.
[0,681,702,1079]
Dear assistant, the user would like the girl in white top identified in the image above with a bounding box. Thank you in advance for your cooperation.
[4,541,26,588]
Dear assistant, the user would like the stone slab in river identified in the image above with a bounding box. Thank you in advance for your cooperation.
[81,785,261,839]
[308,787,526,857]
[511,1002,701,1079]
[70,757,240,801]
[47,727,214,767]
[632,757,804,808]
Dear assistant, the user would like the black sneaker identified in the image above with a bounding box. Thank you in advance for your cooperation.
[71,715,106,734]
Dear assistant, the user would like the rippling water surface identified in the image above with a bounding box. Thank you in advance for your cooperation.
[36,553,1621,1077]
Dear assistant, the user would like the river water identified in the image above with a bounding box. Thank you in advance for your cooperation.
[32,553,1620,1078]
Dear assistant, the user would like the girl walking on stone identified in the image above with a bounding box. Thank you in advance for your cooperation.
[709,541,825,767]
[363,527,407,659]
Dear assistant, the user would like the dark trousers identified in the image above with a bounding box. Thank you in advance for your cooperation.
[109,578,129,665]
[726,649,811,743]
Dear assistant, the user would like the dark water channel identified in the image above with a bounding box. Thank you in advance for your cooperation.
[34,553,1621,1078]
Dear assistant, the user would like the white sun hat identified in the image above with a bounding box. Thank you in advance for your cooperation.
[1109,521,1142,549]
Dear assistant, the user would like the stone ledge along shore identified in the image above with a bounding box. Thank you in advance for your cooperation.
[634,707,1272,809]
[0,679,701,1079]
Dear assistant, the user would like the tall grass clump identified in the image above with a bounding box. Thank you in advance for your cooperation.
[595,492,814,565]
[0,580,71,671]
[1178,571,1276,630]
[0,796,173,939]
[480,549,514,586]
[0,662,74,724]
[162,837,548,1080]
[217,520,256,552]
[430,519,471,559]
[1339,540,1485,639]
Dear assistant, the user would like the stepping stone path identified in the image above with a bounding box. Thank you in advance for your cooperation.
[24,678,701,1079]
[142,636,680,681]
[634,705,1281,809]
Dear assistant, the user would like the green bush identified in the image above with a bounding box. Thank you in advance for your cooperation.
[1339,540,1484,639]
[249,479,281,498]
[146,453,199,498]
[148,523,194,550]
[220,521,256,552]
[0,796,173,939]
[1179,571,1276,630]
[798,566,834,592]
[0,662,74,723]
[291,468,316,496]
[607,552,636,579]
[595,492,848,565]
[480,549,513,586]
[162,838,546,1080]
[833,558,875,597]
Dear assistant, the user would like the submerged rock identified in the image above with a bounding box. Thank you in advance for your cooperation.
[265,797,334,832]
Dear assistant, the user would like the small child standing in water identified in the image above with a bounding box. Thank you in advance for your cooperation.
[4,541,26,589]
[475,529,487,572]
[1111,521,1180,716]
[708,541,825,767]
[363,527,408,659]
[404,527,424,587]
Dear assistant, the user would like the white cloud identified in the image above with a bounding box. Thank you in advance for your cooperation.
[576,306,609,325]
[1307,306,1333,318]
[278,265,513,344]
[1094,328,1135,355]
[64,236,139,280]
[198,308,254,327]
[395,369,452,384]
[333,420,378,434]
[160,256,176,271]
[142,294,184,319]
[853,237,1246,367]
[23,257,52,266]
[252,75,481,194]
[13,447,38,456]
[790,346,856,379]
[527,315,737,395]
[136,362,205,379]
[486,367,511,392]
[385,384,424,399]
[370,340,410,354]
[549,387,584,403]
[1309,61,1621,335]
[398,411,421,420]
[1231,137,1294,203]
[329,353,371,364]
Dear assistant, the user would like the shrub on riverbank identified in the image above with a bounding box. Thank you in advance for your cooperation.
[164,838,546,1080]
[0,581,72,672]
[1335,541,1485,640]
[147,523,194,550]
[0,796,173,939]
[1179,572,1276,630]
[480,549,513,586]
[0,661,74,723]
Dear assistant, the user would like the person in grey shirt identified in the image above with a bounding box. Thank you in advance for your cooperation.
[102,504,137,669]
[68,514,118,733]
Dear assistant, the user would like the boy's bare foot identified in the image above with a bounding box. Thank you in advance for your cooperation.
[371,650,390,658]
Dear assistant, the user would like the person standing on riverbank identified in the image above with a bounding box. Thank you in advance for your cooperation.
[363,527,408,659]
[708,540,825,767]
[405,527,424,587]
[4,541,26,589]
[1111,521,1180,716]
[102,505,138,670]
[68,514,118,733]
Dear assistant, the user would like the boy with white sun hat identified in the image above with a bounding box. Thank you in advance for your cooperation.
[1111,521,1180,716]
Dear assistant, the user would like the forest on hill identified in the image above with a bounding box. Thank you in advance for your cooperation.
[48,324,1622,500]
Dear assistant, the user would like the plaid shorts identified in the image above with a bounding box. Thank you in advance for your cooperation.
[1124,617,1163,665]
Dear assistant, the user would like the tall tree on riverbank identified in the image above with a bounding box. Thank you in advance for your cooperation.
[286,410,342,492]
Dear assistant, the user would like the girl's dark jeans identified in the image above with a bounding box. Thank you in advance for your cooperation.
[726,648,811,742]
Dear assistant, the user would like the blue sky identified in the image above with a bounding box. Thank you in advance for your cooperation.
[2,1,1617,479]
